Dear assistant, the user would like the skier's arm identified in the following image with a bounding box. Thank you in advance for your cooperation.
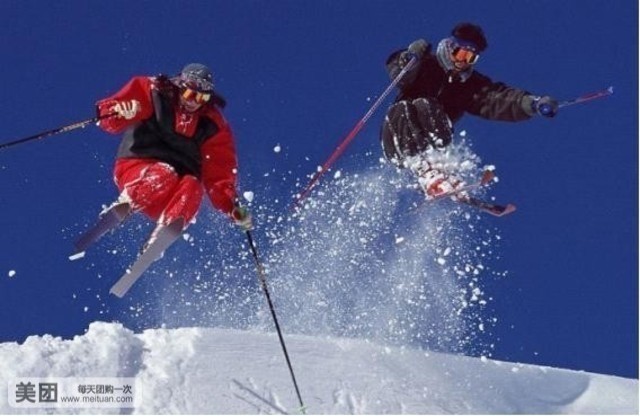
[385,39,432,89]
[465,72,536,122]
[96,76,154,134]
[200,116,239,217]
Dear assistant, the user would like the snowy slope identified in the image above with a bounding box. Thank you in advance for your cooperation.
[0,322,637,414]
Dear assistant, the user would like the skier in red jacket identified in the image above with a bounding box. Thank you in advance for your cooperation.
[76,63,251,296]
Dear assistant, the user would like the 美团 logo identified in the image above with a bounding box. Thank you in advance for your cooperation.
[15,381,58,403]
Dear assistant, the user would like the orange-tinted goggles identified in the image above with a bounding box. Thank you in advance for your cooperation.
[451,46,479,65]
[182,87,211,104]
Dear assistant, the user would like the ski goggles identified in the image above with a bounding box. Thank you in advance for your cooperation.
[181,87,211,104]
[451,46,480,65]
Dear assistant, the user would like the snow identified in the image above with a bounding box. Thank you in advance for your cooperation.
[7,270,16,278]
[0,322,636,414]
[243,191,255,203]
[68,252,85,261]
[273,144,281,153]
[19,133,632,414]
[228,152,505,357]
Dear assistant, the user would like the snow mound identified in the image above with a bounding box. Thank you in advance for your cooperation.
[0,322,637,414]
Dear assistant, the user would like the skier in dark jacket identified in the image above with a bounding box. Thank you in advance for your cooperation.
[381,22,558,199]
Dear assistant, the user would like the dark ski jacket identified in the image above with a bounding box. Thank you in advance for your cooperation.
[386,41,535,124]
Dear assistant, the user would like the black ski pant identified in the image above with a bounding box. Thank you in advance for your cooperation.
[380,97,453,167]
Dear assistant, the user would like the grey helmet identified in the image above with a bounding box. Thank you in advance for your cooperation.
[177,63,214,93]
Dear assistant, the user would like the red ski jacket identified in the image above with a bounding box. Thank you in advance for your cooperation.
[96,76,238,216]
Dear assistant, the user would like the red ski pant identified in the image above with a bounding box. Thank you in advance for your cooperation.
[114,158,203,228]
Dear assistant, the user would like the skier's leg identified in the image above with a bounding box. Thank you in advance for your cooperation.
[381,100,431,167]
[107,163,203,297]
[114,159,180,222]
[380,103,405,166]
[412,97,453,149]
[402,98,467,199]
[74,160,161,253]
[157,175,203,229]
[128,174,201,269]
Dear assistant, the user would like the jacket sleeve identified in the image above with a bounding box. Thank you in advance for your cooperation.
[95,76,155,134]
[465,72,535,122]
[385,42,431,90]
[200,111,239,216]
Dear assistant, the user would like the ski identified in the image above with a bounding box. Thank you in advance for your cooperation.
[458,196,516,217]
[429,169,495,202]
[413,169,515,217]
[109,220,182,298]
[413,169,494,212]
[72,202,131,256]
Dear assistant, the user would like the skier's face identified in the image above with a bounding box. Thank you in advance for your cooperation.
[179,85,211,112]
[450,45,479,71]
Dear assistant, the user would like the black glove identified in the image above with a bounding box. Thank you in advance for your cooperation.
[531,95,559,118]
[408,39,429,58]
[399,39,429,67]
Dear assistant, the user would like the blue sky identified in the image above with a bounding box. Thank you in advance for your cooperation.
[0,1,637,379]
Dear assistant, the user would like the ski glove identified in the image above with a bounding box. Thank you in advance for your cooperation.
[408,39,429,58]
[231,205,253,232]
[531,95,559,118]
[399,39,429,67]
[111,100,141,120]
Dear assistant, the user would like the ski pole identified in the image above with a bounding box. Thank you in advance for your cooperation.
[0,112,116,151]
[559,86,614,108]
[292,56,418,208]
[245,230,306,414]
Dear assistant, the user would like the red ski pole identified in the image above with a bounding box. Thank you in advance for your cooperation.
[558,86,614,108]
[292,56,418,208]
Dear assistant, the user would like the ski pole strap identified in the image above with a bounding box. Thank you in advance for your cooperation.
[558,86,613,108]
[292,56,418,207]
[0,112,116,151]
